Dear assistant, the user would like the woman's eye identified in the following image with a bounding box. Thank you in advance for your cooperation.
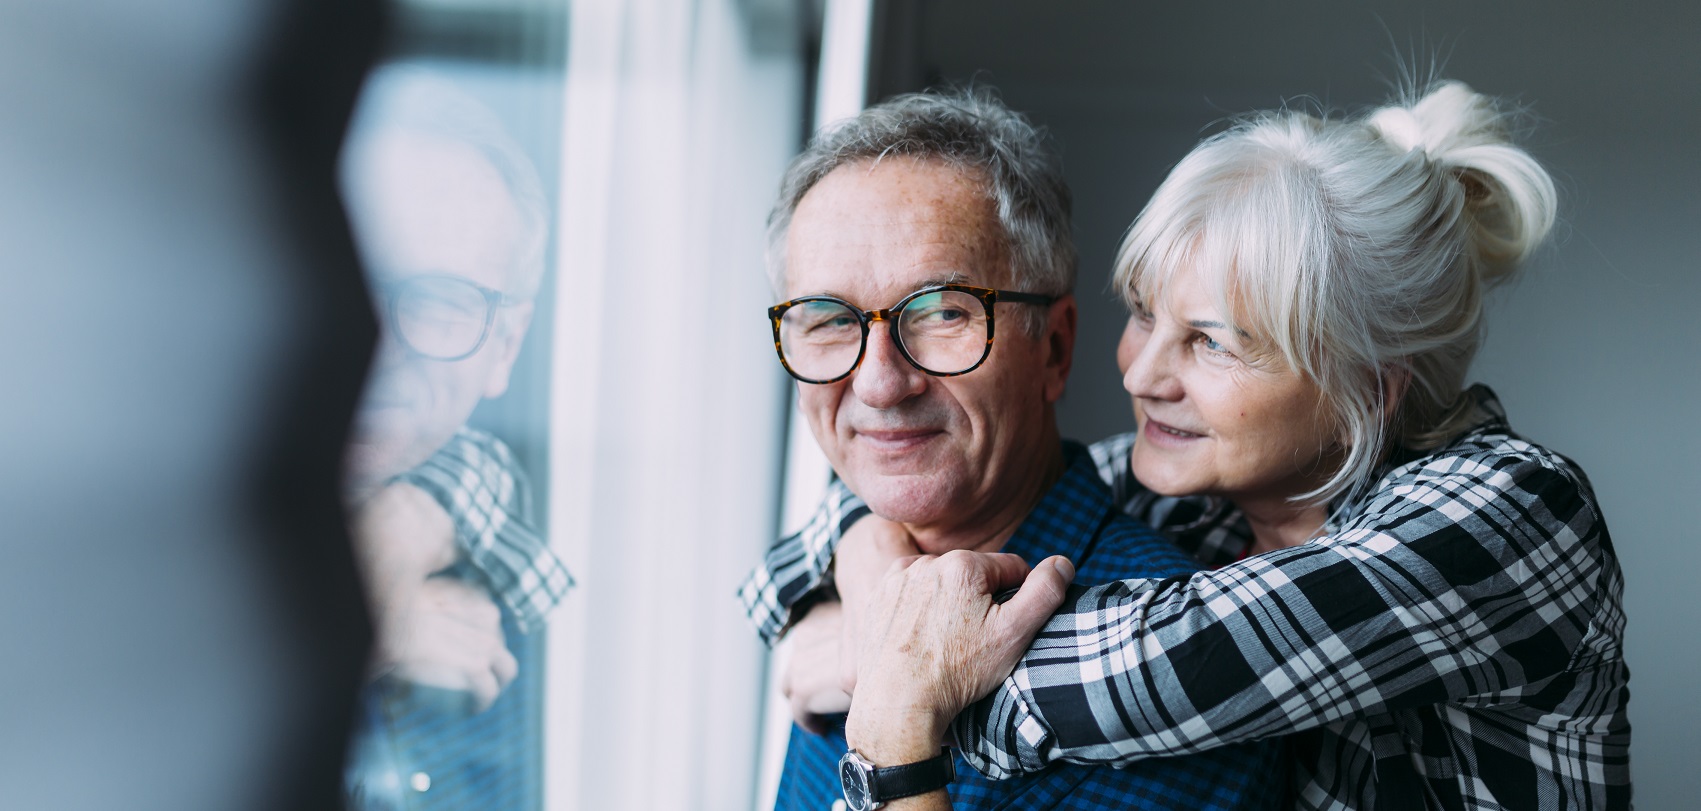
[1196,334,1234,357]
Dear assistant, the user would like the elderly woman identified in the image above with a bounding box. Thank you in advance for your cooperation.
[746,81,1630,810]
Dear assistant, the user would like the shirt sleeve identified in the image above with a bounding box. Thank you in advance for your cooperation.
[953,446,1613,778]
[736,477,869,646]
[398,427,572,633]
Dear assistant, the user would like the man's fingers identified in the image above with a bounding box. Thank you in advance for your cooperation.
[790,690,824,733]
[469,668,502,713]
[492,647,519,689]
[995,555,1075,644]
[977,552,1036,594]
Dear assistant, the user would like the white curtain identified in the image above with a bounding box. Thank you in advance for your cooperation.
[544,0,804,808]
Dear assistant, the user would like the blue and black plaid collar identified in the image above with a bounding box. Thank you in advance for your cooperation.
[999,441,1109,568]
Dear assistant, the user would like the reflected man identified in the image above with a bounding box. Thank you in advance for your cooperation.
[340,68,569,811]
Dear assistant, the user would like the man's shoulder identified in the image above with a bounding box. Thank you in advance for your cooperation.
[1076,507,1203,582]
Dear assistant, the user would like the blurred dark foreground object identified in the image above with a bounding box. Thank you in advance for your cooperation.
[0,1,382,810]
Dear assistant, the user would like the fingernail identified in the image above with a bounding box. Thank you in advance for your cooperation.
[1054,557,1075,581]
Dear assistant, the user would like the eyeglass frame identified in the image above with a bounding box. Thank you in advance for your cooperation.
[375,273,526,362]
[766,283,1058,384]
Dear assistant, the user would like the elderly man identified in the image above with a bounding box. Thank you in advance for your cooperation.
[741,90,1285,811]
[338,68,570,811]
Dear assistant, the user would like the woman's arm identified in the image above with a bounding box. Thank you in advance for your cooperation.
[736,477,868,645]
[864,447,1612,778]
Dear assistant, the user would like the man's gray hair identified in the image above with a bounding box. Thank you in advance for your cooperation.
[766,88,1075,333]
[342,65,551,300]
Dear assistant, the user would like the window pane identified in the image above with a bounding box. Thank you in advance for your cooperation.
[340,2,567,809]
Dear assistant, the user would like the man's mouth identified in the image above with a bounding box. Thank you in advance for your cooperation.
[854,428,943,451]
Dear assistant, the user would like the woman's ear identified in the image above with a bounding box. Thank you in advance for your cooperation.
[1379,363,1413,429]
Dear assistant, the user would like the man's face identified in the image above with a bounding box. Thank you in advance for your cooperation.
[343,132,534,492]
[784,158,1073,533]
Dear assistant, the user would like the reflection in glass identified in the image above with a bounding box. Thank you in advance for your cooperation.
[380,274,522,361]
[339,60,565,811]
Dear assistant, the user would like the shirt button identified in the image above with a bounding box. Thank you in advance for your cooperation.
[830,801,845,811]
[410,772,432,792]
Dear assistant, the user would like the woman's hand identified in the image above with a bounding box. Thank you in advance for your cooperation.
[844,550,1075,765]
[835,516,922,695]
[776,600,852,733]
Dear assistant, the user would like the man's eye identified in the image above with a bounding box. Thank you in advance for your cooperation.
[809,315,857,331]
[918,307,966,322]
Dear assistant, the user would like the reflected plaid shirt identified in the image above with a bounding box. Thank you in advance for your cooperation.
[738,387,1631,810]
[398,427,572,631]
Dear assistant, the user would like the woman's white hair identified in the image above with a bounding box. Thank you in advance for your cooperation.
[1114,81,1557,506]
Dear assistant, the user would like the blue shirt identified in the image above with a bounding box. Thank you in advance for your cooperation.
[773,443,1288,811]
[346,604,544,811]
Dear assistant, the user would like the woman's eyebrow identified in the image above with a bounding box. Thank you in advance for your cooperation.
[1188,318,1252,338]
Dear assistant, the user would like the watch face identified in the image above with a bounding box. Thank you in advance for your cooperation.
[839,755,870,809]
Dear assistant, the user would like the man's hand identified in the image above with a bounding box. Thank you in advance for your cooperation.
[351,481,515,713]
[834,516,922,695]
[384,577,518,712]
[776,600,852,734]
[350,482,459,602]
[844,551,1074,765]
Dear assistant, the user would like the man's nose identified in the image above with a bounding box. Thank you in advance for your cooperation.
[850,321,927,408]
[372,327,412,367]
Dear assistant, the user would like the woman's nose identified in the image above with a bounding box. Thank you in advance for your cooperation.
[1122,329,1181,401]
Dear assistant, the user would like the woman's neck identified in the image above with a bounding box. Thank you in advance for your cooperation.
[1236,496,1328,555]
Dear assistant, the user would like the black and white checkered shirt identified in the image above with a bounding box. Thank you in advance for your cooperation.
[738,386,1631,809]
[399,427,572,632]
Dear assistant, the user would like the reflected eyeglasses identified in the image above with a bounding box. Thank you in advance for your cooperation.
[376,274,523,362]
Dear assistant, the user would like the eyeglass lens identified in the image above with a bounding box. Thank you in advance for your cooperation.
[777,289,988,380]
[391,276,494,360]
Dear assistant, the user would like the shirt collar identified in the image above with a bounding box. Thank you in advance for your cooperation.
[999,441,1110,568]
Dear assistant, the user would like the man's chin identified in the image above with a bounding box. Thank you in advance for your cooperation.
[852,473,961,526]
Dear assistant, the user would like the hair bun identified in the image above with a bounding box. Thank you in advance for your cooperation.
[1369,81,1557,276]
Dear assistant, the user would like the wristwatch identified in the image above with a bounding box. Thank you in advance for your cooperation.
[838,748,955,810]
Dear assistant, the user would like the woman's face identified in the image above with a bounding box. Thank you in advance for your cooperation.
[1117,267,1341,507]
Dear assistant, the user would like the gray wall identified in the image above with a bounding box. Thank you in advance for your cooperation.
[894,0,1700,805]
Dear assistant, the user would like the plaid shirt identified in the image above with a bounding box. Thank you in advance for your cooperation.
[398,427,572,631]
[772,444,1286,810]
[738,387,1631,810]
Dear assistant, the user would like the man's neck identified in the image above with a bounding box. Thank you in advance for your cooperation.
[903,436,1067,557]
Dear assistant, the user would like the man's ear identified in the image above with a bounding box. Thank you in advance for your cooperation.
[1041,295,1076,403]
[480,301,535,399]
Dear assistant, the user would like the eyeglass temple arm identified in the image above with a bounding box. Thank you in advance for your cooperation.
[996,290,1058,305]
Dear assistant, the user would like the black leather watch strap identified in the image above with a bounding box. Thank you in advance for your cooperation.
[870,748,955,803]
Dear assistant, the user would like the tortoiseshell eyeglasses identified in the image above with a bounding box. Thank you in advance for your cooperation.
[766,283,1056,384]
